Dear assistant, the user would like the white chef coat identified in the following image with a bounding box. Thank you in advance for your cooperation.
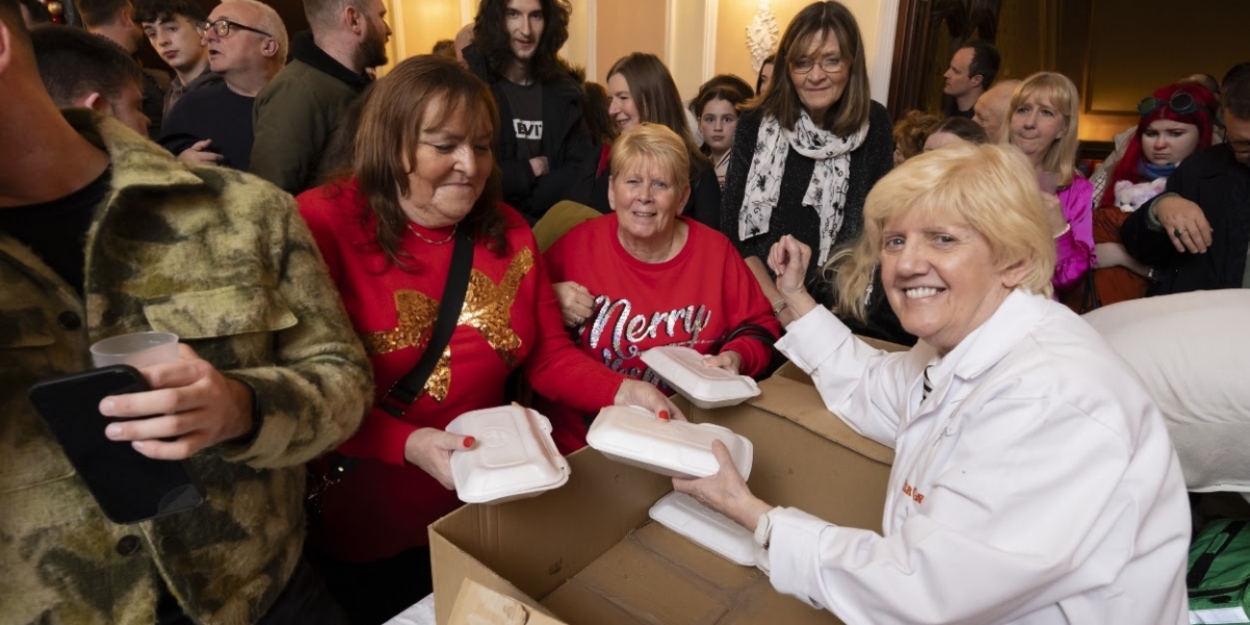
[1084,289,1250,492]
[769,290,1190,625]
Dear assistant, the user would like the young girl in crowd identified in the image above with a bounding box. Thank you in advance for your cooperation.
[1073,82,1216,309]
[690,74,754,188]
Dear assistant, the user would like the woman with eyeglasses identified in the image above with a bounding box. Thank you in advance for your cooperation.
[1070,83,1216,310]
[1002,72,1094,297]
[721,0,896,341]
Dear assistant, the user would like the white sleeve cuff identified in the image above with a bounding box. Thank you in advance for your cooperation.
[776,306,853,374]
[764,507,840,609]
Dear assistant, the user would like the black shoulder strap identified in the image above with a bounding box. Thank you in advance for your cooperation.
[323,232,475,481]
[377,231,475,417]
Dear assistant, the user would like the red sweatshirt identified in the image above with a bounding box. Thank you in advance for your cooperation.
[543,214,780,448]
[298,180,623,561]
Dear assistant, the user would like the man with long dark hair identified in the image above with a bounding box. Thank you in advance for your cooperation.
[464,0,594,223]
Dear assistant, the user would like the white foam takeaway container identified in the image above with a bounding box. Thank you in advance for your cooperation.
[640,345,761,409]
[649,491,757,566]
[585,405,753,479]
[445,405,570,505]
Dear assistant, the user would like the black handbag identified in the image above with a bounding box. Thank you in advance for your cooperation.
[306,230,474,519]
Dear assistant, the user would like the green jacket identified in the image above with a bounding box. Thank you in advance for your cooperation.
[0,112,373,625]
[249,34,368,195]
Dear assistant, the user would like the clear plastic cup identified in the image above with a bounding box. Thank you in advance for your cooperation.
[91,332,180,369]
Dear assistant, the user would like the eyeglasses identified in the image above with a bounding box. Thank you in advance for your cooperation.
[1137,92,1207,117]
[791,56,845,75]
[196,18,272,38]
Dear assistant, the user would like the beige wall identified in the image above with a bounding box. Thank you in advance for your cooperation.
[667,0,709,99]
[389,0,467,62]
[594,0,668,83]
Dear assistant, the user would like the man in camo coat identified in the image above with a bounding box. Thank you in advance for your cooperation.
[0,2,374,622]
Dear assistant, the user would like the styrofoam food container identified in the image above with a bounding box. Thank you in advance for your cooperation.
[445,405,570,505]
[640,345,761,409]
[585,405,752,479]
[649,491,756,566]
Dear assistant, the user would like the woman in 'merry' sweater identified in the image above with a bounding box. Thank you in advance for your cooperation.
[543,124,780,451]
[294,56,677,625]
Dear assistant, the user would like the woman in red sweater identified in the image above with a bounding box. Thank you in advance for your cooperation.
[296,56,677,625]
[545,123,781,450]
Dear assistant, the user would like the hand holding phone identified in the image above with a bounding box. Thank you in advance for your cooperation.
[99,343,255,460]
[27,365,205,524]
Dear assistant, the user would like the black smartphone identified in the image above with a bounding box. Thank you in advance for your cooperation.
[27,365,204,524]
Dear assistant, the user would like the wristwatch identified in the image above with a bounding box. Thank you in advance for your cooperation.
[754,506,783,550]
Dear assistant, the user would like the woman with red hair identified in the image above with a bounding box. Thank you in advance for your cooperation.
[1075,82,1216,309]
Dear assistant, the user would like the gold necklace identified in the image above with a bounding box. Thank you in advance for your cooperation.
[408,222,457,245]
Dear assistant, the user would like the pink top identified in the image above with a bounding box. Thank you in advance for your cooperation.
[1052,174,1095,293]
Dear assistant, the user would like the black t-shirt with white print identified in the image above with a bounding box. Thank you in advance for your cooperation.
[497,79,544,162]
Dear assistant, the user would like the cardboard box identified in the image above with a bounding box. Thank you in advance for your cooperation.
[448,579,564,625]
[431,361,898,625]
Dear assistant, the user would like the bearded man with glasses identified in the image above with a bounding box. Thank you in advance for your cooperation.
[1122,64,1250,296]
[157,0,286,170]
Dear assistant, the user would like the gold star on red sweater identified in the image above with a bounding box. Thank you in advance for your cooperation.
[359,248,534,401]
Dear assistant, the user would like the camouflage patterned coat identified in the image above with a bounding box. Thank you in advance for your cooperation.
[0,112,374,625]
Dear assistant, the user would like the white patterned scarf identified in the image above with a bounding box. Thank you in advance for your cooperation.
[738,111,869,264]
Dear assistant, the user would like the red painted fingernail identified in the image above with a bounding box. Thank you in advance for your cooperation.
[463,436,475,449]
[658,410,670,421]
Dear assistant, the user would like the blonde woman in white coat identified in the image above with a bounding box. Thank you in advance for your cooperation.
[674,142,1190,625]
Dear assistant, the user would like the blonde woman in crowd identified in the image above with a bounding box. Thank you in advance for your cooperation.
[1001,72,1094,296]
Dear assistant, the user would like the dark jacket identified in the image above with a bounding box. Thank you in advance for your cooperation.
[463,44,595,223]
[1121,144,1250,296]
[720,101,908,346]
[250,31,371,194]
[721,102,894,298]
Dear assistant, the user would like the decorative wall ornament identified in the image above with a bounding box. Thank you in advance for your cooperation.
[746,0,779,72]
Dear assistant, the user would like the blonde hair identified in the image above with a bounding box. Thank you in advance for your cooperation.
[609,123,691,193]
[831,142,1056,321]
[1003,71,1080,187]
